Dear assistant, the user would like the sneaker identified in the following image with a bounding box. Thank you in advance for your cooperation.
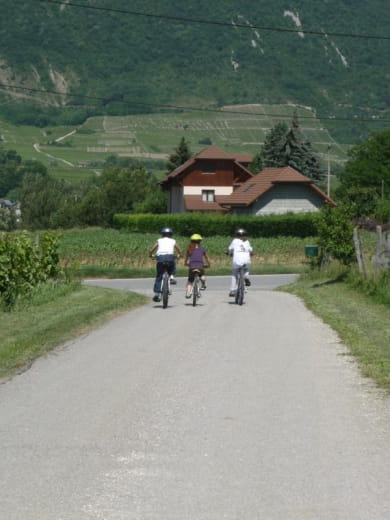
[153,294,161,302]
[229,291,236,297]
[185,293,192,299]
[200,281,206,290]
[170,276,177,285]
[244,278,251,287]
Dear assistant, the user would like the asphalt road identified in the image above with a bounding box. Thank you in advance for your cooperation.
[0,276,389,519]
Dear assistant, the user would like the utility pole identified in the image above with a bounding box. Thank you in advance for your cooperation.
[327,145,331,197]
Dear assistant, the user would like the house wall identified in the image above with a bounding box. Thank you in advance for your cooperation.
[182,160,251,187]
[184,186,233,196]
[168,185,185,213]
[233,184,325,215]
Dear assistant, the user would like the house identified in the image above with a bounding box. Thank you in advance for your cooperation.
[160,146,253,213]
[218,166,336,215]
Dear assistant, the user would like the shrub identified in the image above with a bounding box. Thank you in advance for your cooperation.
[113,212,318,238]
[0,231,61,309]
[315,205,355,265]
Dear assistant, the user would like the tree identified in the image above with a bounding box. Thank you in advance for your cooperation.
[166,137,192,172]
[248,152,263,174]
[316,204,355,266]
[0,148,23,196]
[336,129,390,216]
[19,174,70,229]
[261,122,288,168]
[282,112,322,182]
[257,116,322,182]
[0,149,47,198]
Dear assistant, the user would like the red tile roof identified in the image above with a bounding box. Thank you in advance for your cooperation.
[184,195,227,212]
[219,166,336,207]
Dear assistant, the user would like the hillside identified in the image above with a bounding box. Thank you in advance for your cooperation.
[0,105,349,184]
[0,0,389,143]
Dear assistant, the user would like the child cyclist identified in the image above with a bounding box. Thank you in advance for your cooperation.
[149,227,182,302]
[226,228,253,297]
[184,234,211,298]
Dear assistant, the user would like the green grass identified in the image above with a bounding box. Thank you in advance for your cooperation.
[282,269,390,391]
[0,281,148,380]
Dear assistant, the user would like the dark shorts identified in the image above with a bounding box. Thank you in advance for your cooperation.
[188,267,204,283]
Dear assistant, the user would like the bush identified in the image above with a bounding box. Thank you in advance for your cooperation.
[0,231,61,309]
[113,212,318,238]
[315,205,355,265]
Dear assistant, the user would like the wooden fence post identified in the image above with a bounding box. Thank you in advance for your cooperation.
[353,226,367,278]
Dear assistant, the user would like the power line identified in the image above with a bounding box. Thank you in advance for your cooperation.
[38,0,390,41]
[0,82,389,124]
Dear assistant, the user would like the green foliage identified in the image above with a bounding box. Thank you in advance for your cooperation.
[253,116,323,181]
[113,212,317,238]
[283,114,322,181]
[315,205,355,265]
[0,148,23,196]
[346,270,390,306]
[373,198,390,222]
[133,189,168,214]
[0,231,61,308]
[166,137,192,172]
[19,174,72,229]
[261,122,288,168]
[0,208,17,231]
[336,130,390,216]
[248,152,263,174]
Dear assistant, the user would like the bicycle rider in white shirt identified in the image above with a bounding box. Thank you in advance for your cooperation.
[149,227,182,302]
[226,228,253,297]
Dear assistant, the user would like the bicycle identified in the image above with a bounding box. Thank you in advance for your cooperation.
[160,262,171,308]
[191,268,202,307]
[234,264,246,306]
[151,255,177,308]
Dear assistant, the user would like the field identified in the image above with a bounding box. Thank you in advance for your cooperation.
[0,104,349,184]
[58,228,314,277]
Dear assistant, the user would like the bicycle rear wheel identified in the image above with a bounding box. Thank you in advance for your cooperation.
[192,274,199,307]
[162,272,169,308]
[235,268,245,305]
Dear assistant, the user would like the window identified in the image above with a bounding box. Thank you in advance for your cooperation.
[201,163,215,174]
[202,190,215,202]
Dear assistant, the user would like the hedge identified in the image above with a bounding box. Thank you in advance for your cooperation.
[113,212,318,238]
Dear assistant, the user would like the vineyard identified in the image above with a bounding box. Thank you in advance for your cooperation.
[58,228,314,275]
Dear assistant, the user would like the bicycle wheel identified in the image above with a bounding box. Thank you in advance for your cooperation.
[192,274,199,307]
[235,267,245,305]
[162,272,169,308]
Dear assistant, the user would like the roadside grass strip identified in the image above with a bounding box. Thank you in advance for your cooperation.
[283,276,390,391]
[0,282,148,380]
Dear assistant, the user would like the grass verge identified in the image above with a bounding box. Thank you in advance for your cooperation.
[282,270,390,391]
[0,281,148,381]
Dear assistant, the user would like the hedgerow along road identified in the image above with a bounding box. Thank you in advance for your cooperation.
[0,275,389,519]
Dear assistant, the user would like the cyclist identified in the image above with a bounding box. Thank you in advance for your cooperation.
[226,228,253,297]
[149,227,182,302]
[184,234,211,298]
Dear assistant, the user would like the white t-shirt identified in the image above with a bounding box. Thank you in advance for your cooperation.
[156,237,176,255]
[228,238,253,265]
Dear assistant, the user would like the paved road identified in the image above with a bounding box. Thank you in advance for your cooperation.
[1,276,389,519]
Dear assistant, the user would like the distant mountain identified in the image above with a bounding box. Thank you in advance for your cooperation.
[0,0,388,142]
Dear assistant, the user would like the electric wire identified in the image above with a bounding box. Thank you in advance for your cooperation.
[0,83,388,124]
[38,0,390,41]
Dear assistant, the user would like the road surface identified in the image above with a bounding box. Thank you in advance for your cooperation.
[0,276,389,519]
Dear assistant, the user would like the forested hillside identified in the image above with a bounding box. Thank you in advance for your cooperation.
[0,0,388,142]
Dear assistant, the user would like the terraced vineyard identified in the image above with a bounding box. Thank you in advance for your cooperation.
[1,104,349,183]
